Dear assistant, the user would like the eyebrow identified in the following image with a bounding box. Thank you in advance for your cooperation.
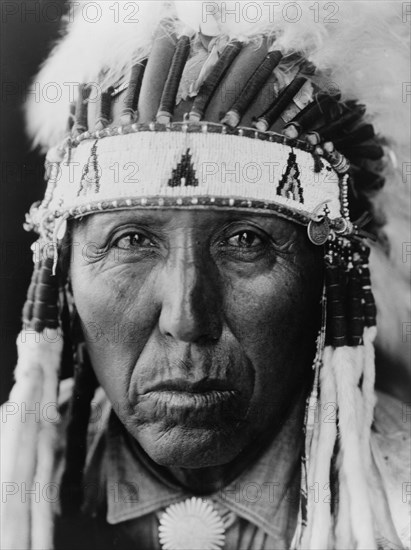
[80,209,173,235]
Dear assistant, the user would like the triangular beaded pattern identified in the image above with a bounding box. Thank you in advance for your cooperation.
[168,148,199,188]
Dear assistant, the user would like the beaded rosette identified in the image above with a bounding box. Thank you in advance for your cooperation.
[158,497,225,550]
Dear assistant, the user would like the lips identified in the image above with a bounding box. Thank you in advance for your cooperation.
[141,389,238,409]
[133,377,245,425]
[129,348,254,429]
[139,377,239,410]
[144,377,234,394]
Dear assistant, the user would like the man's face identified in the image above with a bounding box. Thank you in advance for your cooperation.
[70,209,322,468]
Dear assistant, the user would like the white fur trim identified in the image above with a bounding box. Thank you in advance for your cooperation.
[1,331,62,550]
[332,346,376,550]
[361,327,377,467]
[307,346,337,550]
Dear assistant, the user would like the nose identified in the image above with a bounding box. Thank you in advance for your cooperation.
[158,242,222,344]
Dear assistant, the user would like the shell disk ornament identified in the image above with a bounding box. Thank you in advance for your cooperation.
[158,497,225,550]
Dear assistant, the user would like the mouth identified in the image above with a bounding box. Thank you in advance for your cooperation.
[145,378,235,394]
[139,378,240,410]
[133,378,244,422]
[141,389,238,409]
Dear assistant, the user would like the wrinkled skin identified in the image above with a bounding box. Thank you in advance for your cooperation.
[69,209,323,490]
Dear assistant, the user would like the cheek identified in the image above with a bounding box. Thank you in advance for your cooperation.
[224,265,309,350]
[70,263,159,405]
[221,259,320,409]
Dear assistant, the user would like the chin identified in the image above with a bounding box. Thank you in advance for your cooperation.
[136,424,242,469]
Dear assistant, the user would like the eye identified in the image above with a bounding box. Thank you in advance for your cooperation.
[226,231,263,248]
[213,224,273,263]
[113,232,155,250]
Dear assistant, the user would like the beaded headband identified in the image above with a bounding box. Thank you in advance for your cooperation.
[29,123,347,234]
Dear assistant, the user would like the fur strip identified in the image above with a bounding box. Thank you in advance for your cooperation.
[307,346,337,549]
[301,345,329,548]
[334,455,354,549]
[0,331,62,550]
[31,329,62,550]
[332,346,376,550]
[1,334,45,549]
[361,327,377,467]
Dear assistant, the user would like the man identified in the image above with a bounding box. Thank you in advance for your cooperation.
[1,2,410,549]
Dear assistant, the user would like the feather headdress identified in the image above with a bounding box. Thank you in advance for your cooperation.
[25,0,410,388]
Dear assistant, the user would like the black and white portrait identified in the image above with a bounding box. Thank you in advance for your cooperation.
[1,2,410,549]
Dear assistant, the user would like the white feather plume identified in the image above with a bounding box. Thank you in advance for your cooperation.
[27,1,409,154]
[26,1,173,147]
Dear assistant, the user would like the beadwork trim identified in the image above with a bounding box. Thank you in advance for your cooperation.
[69,121,314,152]
[55,196,312,226]
[45,128,341,222]
[26,121,350,246]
